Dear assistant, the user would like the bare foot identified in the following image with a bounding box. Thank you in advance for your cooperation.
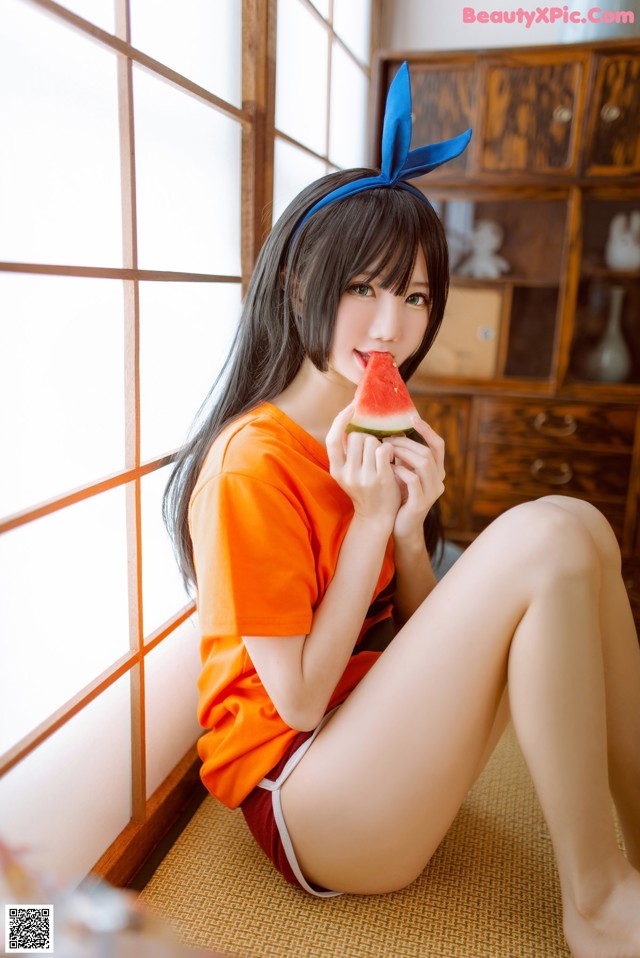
[564,865,640,958]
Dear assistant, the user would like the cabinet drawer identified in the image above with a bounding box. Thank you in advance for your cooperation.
[408,64,474,180]
[475,444,631,498]
[585,55,640,175]
[480,58,583,173]
[477,398,637,449]
[471,494,626,542]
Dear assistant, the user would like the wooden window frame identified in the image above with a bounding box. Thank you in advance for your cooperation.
[0,0,272,887]
[1,0,382,887]
[273,0,383,175]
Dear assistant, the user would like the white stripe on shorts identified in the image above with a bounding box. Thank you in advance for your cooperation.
[257,707,342,898]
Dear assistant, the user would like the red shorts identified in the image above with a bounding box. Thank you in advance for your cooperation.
[240,710,341,897]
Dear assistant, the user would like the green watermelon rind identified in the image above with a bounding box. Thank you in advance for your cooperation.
[345,423,419,439]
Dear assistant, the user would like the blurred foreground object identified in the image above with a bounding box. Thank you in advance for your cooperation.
[1,838,224,957]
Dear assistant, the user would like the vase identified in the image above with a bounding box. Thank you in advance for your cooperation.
[584,286,631,383]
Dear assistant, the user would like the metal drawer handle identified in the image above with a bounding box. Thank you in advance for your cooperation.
[600,103,621,123]
[553,105,573,123]
[532,412,578,438]
[530,458,574,486]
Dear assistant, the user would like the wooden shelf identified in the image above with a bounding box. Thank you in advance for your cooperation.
[581,265,640,281]
[377,40,640,615]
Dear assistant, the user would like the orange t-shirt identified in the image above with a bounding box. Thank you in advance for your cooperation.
[189,402,395,809]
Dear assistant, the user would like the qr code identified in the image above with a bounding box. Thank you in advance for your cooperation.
[5,905,54,953]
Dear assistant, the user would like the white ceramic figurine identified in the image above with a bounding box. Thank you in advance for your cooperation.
[604,211,640,272]
[457,219,510,279]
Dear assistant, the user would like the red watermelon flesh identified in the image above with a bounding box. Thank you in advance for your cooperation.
[347,351,418,437]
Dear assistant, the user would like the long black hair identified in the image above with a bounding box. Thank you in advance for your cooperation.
[163,168,449,588]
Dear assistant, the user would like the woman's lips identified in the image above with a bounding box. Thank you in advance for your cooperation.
[354,349,396,368]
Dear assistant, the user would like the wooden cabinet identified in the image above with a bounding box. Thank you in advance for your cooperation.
[406,62,475,180]
[412,395,470,532]
[398,46,639,180]
[374,40,640,625]
[584,55,640,175]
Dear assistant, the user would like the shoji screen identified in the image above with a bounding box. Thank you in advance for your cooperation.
[0,0,243,885]
[272,0,373,223]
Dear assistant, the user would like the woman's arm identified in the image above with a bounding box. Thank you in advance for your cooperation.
[392,531,436,627]
[244,511,393,731]
[386,418,445,624]
[243,404,400,732]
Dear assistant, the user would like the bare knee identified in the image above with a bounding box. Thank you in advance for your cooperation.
[490,499,601,587]
[537,495,622,573]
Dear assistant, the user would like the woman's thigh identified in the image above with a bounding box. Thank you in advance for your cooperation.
[279,499,594,895]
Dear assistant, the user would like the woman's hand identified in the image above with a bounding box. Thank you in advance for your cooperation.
[383,417,445,544]
[326,403,401,532]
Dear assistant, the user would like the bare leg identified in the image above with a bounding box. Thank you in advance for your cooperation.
[280,500,640,957]
[538,496,640,869]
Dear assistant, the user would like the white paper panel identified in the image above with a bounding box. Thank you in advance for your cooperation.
[333,0,372,64]
[56,0,115,32]
[0,676,131,887]
[0,274,125,517]
[275,0,329,156]
[133,67,242,274]
[329,43,370,169]
[309,0,330,16]
[130,0,242,107]
[0,0,122,266]
[145,617,202,798]
[141,465,191,638]
[0,488,130,753]
[139,281,241,460]
[272,138,329,225]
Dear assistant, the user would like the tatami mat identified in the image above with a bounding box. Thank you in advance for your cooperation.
[140,725,570,957]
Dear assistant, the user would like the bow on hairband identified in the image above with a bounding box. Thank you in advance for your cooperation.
[296,61,472,229]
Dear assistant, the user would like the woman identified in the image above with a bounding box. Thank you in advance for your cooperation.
[164,64,640,957]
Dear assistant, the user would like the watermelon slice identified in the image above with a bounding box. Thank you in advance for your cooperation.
[346,351,418,437]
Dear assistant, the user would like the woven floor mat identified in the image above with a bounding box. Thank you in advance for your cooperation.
[140,725,569,958]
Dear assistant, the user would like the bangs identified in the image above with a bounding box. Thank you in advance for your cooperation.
[340,190,426,297]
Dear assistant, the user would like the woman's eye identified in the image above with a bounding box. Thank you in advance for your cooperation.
[350,284,372,297]
[406,292,429,307]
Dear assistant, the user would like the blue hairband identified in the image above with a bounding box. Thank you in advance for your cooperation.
[296,61,472,229]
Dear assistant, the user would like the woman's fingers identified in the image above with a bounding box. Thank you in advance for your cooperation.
[326,405,401,519]
[375,438,395,472]
[393,444,444,482]
[410,417,446,472]
[361,433,381,473]
[343,430,369,476]
[392,463,422,507]
[384,420,446,480]
[394,460,443,494]
[347,432,392,477]
[392,460,445,516]
[326,402,356,470]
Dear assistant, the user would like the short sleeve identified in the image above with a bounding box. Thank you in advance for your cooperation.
[190,472,318,637]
